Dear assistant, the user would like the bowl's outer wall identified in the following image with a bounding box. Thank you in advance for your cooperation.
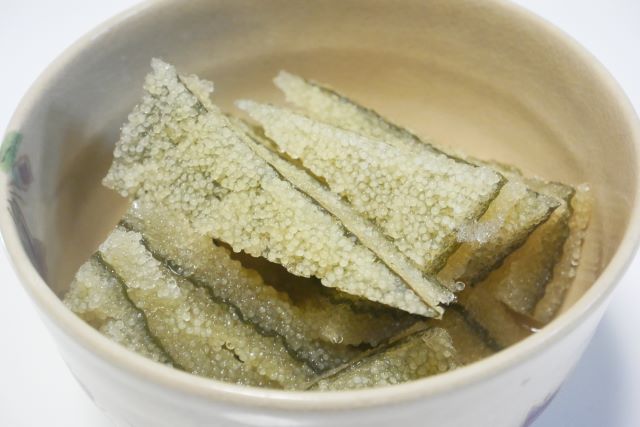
[2,0,639,426]
[51,301,606,427]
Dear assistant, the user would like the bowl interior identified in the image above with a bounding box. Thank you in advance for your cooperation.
[5,0,636,329]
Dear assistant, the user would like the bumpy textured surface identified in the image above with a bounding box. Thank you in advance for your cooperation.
[64,257,171,364]
[100,227,318,388]
[122,201,362,372]
[228,251,420,347]
[124,201,422,369]
[103,59,439,316]
[312,327,458,390]
[477,166,591,323]
[274,70,441,155]
[233,120,449,311]
[451,183,591,347]
[273,72,558,286]
[533,185,592,323]
[63,62,593,391]
[493,183,573,316]
[440,182,558,286]
[239,101,502,276]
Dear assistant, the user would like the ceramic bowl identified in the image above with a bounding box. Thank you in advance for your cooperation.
[2,0,639,426]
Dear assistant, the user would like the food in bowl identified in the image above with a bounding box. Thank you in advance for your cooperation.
[63,59,591,390]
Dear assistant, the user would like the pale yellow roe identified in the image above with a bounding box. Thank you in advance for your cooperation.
[65,224,452,390]
[238,100,503,274]
[533,184,592,322]
[123,200,416,371]
[99,227,316,388]
[450,184,591,349]
[61,60,593,392]
[272,71,559,287]
[233,120,450,313]
[64,257,171,364]
[312,327,458,391]
[440,181,558,286]
[274,70,437,154]
[103,58,442,316]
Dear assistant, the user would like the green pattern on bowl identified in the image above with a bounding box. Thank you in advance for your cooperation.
[0,131,22,172]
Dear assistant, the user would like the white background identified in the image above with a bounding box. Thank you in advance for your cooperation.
[0,1,639,426]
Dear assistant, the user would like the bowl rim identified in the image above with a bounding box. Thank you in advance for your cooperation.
[2,0,640,412]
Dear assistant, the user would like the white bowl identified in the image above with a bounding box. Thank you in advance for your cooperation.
[2,1,639,426]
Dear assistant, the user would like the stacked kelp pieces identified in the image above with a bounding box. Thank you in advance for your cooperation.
[64,60,590,390]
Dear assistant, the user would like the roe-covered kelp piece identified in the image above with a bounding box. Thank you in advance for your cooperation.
[231,119,448,311]
[493,183,573,316]
[222,247,420,348]
[274,70,441,155]
[273,72,559,285]
[439,181,558,286]
[123,201,362,371]
[483,162,591,322]
[238,101,503,276]
[99,228,315,389]
[533,185,592,323]
[452,185,590,347]
[103,59,440,316]
[311,327,458,391]
[64,257,172,364]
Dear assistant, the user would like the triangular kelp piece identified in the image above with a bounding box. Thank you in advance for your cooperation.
[431,184,590,354]
[492,182,573,316]
[229,118,452,314]
[437,180,558,286]
[484,163,592,323]
[99,227,316,389]
[273,72,559,287]
[123,200,422,371]
[103,59,441,316]
[121,201,360,372]
[238,101,504,279]
[274,70,441,155]
[532,184,592,323]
